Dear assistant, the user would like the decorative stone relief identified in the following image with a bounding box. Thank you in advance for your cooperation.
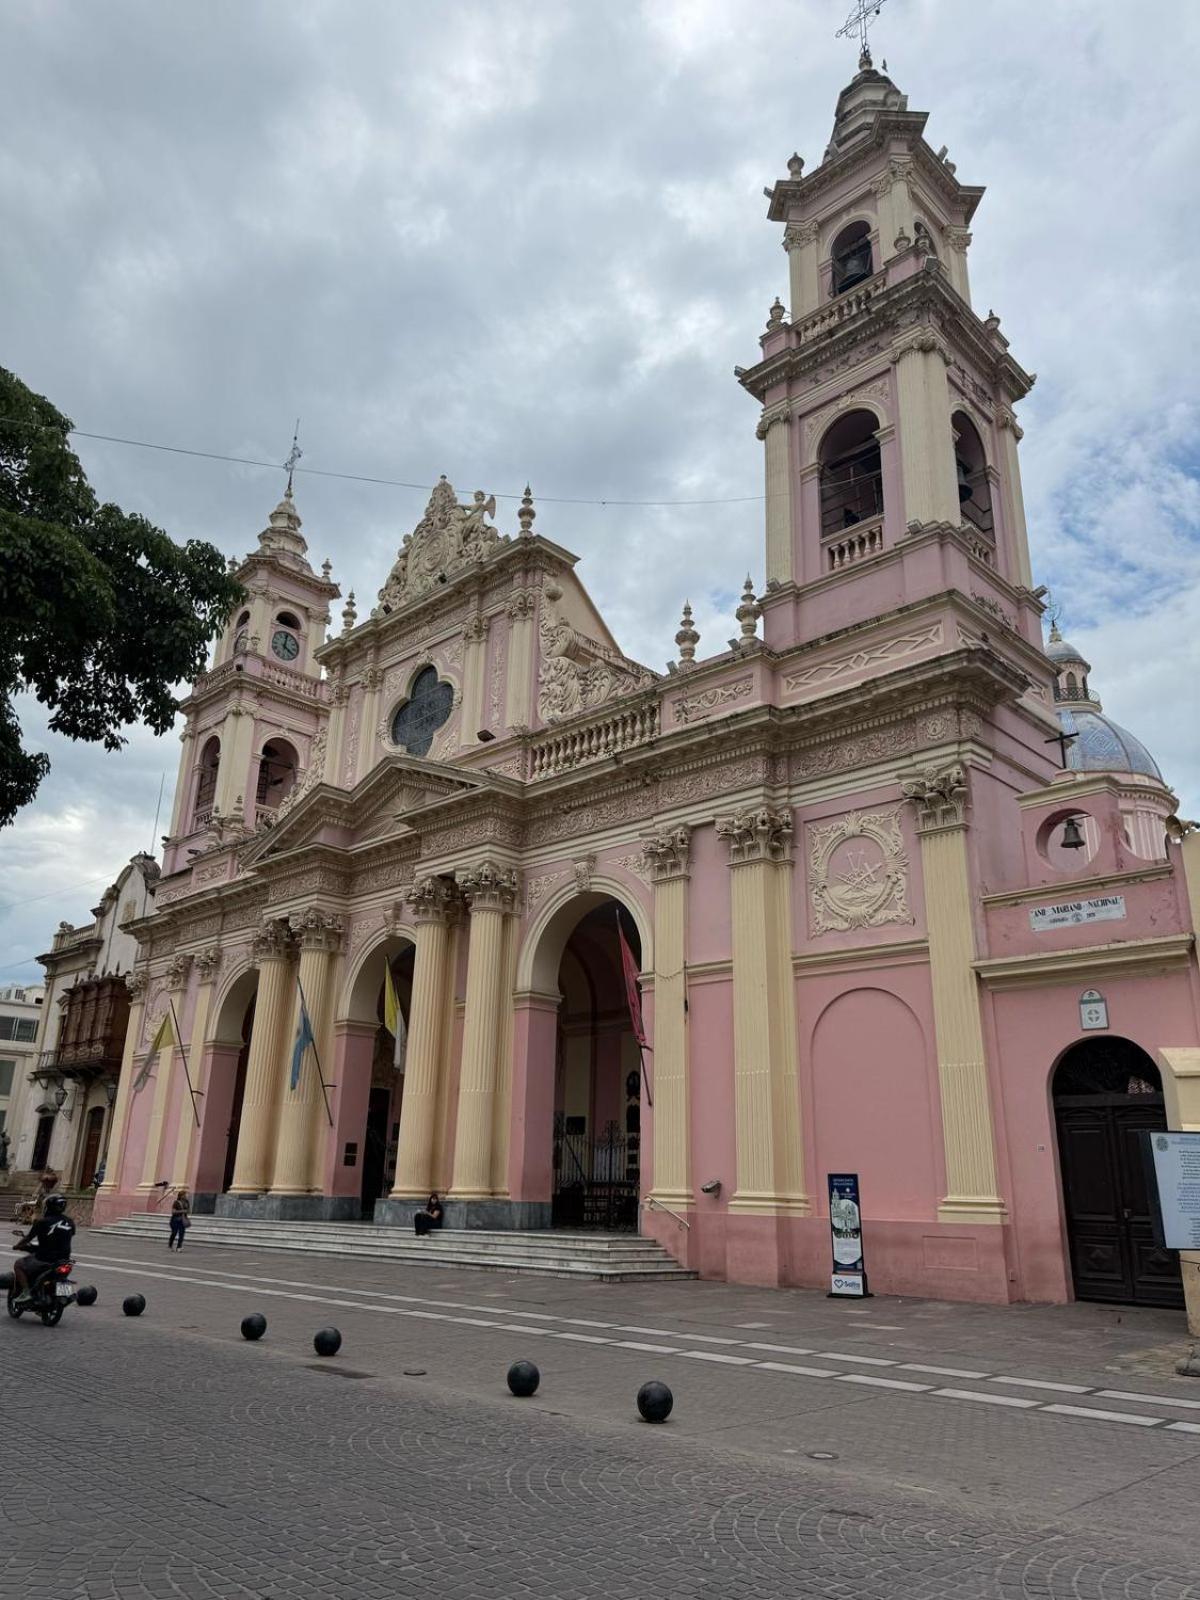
[970,592,1014,630]
[277,726,328,819]
[194,946,223,983]
[126,968,150,1000]
[672,677,753,725]
[376,478,503,611]
[489,633,506,731]
[642,825,691,882]
[459,861,520,913]
[808,809,912,934]
[165,953,193,990]
[572,855,596,893]
[193,859,232,887]
[614,851,651,885]
[782,219,819,250]
[902,764,969,832]
[782,623,943,693]
[536,581,653,725]
[889,329,952,366]
[251,918,294,963]
[526,869,567,913]
[715,807,794,865]
[506,588,536,620]
[342,702,361,785]
[289,908,345,952]
[486,753,526,781]
[791,721,917,779]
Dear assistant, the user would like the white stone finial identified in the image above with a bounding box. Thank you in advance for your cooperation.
[765,297,787,332]
[341,590,357,634]
[518,485,536,537]
[786,152,804,178]
[675,601,699,670]
[736,576,762,644]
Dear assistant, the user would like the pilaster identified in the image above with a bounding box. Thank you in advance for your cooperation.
[891,330,960,527]
[783,220,820,319]
[757,411,795,587]
[461,613,490,743]
[170,946,222,1188]
[97,969,149,1194]
[271,910,344,1195]
[503,589,537,730]
[644,825,692,1209]
[227,919,295,1194]
[450,862,520,1201]
[715,808,809,1215]
[138,953,192,1190]
[391,876,460,1198]
[996,407,1033,588]
[901,765,1006,1223]
[214,703,255,816]
[357,666,384,784]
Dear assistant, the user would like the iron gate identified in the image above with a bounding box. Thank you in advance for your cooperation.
[552,1117,639,1231]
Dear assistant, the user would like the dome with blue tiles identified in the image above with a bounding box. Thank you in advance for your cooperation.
[1045,621,1162,781]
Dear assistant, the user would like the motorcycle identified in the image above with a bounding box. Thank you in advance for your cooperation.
[6,1260,77,1327]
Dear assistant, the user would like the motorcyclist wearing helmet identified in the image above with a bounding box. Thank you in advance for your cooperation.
[12,1193,75,1307]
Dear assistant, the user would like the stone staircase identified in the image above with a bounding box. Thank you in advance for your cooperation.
[91,1215,696,1281]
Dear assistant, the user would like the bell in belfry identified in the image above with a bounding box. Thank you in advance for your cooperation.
[956,456,975,503]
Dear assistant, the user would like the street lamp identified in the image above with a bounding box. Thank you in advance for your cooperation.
[52,1083,73,1121]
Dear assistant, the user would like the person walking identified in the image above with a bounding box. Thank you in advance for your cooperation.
[168,1187,191,1250]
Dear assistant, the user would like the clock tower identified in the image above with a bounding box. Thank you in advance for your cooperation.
[161,487,339,875]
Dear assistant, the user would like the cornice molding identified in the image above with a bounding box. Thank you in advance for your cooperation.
[974,934,1194,990]
[980,865,1174,908]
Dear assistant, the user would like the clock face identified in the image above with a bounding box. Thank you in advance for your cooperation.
[271,629,300,662]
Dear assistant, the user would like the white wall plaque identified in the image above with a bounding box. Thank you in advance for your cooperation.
[1146,1132,1200,1250]
[1029,895,1126,933]
[1079,989,1109,1031]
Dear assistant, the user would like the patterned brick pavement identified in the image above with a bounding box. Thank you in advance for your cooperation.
[3,1236,1200,1598]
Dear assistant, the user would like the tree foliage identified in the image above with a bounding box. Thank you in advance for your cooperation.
[0,367,243,826]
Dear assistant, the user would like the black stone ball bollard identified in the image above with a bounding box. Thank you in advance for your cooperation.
[506,1359,540,1397]
[75,1285,98,1307]
[636,1380,674,1423]
[122,1294,146,1317]
[241,1313,267,1341]
[313,1327,342,1357]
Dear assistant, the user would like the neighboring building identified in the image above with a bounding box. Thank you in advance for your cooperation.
[4,856,158,1193]
[0,984,45,1178]
[94,57,1200,1322]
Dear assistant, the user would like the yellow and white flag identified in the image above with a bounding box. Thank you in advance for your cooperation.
[134,1010,175,1092]
[383,962,407,1074]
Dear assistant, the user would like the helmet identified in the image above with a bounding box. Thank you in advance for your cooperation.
[43,1194,67,1216]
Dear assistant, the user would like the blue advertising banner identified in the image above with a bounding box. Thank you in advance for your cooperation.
[827,1172,868,1297]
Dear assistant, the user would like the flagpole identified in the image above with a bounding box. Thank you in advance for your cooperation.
[297,974,335,1128]
[169,997,202,1128]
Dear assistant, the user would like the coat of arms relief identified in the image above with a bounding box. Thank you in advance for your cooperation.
[807,808,912,934]
[375,477,503,612]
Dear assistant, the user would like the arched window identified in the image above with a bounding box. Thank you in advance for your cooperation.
[255,739,298,810]
[276,611,301,630]
[819,410,884,538]
[830,221,873,295]
[391,667,454,758]
[192,736,220,828]
[952,411,993,535]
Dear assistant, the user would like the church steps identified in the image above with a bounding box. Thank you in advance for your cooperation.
[92,1216,695,1280]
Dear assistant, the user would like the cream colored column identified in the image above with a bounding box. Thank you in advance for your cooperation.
[716,808,809,1214]
[97,969,149,1195]
[759,413,794,588]
[891,331,960,527]
[214,703,255,816]
[461,614,490,743]
[902,765,1006,1222]
[645,826,692,1208]
[783,220,820,318]
[168,728,196,837]
[227,921,295,1194]
[490,910,520,1195]
[996,408,1034,588]
[391,878,459,1198]
[356,666,383,780]
[944,226,973,302]
[1158,1046,1200,1335]
[170,946,222,1188]
[138,954,193,1190]
[270,911,343,1195]
[450,863,519,1201]
[325,682,349,782]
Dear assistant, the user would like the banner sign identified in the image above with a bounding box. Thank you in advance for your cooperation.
[827,1172,867,1297]
[1142,1131,1200,1250]
[1028,895,1125,932]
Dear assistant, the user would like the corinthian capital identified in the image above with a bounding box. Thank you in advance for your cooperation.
[289,908,346,952]
[195,946,223,983]
[459,861,520,913]
[126,968,150,1000]
[164,953,193,990]
[642,825,692,882]
[715,807,793,865]
[251,917,294,963]
[901,764,969,832]
[406,875,461,925]
[782,220,819,251]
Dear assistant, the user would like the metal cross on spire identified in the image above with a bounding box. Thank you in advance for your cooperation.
[835,0,893,68]
[284,419,302,496]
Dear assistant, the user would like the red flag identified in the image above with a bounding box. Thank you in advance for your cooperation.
[617,913,647,1048]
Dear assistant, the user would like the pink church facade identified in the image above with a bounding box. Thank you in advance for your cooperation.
[95,60,1200,1319]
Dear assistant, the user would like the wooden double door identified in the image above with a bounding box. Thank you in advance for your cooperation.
[1055,1093,1184,1309]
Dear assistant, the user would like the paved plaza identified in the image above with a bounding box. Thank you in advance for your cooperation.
[4,1231,1200,1598]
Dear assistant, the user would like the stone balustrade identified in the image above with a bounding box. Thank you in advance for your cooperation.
[528,700,659,778]
[823,519,884,572]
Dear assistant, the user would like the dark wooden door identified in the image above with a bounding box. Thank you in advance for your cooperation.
[1056,1096,1184,1308]
[221,1045,250,1193]
[360,1088,392,1218]
[31,1115,54,1171]
[79,1105,105,1187]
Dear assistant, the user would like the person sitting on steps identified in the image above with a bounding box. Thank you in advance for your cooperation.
[413,1193,443,1237]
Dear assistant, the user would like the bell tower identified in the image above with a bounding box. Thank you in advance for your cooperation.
[161,487,339,876]
[741,52,1040,654]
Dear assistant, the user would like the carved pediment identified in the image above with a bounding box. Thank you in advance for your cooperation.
[376,477,504,612]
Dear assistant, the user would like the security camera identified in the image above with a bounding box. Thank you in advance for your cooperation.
[699,1178,722,1197]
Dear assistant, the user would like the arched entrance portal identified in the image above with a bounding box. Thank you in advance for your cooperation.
[551,903,643,1231]
[360,945,414,1217]
[1053,1037,1184,1308]
[193,968,258,1202]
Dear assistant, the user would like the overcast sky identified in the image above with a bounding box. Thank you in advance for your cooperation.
[2,0,1198,984]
